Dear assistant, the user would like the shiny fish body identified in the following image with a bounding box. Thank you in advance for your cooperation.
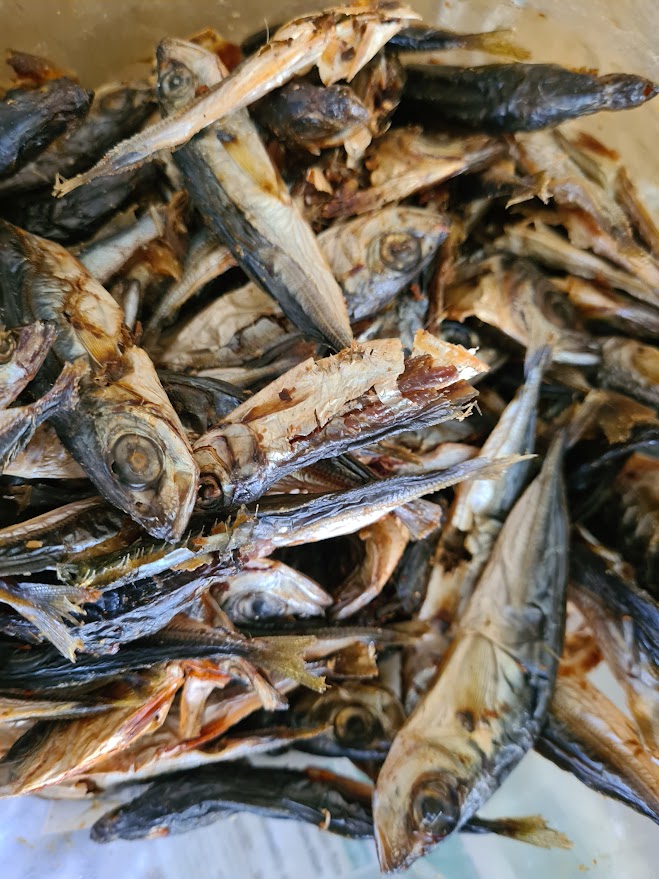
[373,438,568,870]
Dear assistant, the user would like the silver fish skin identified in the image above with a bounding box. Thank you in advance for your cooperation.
[0,358,84,473]
[156,38,352,351]
[373,437,568,871]
[0,220,198,541]
[142,231,236,346]
[0,321,55,408]
[193,333,485,513]
[55,3,421,195]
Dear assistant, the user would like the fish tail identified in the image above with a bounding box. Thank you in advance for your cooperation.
[252,635,326,692]
[460,30,531,61]
[469,815,572,850]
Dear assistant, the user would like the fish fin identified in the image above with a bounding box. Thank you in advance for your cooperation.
[253,635,326,692]
[467,815,572,849]
[0,583,86,660]
[460,30,531,61]
[394,499,443,540]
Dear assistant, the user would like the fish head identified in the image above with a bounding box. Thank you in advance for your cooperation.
[373,737,463,871]
[294,682,405,759]
[156,38,224,115]
[216,559,332,621]
[81,348,198,541]
[331,207,448,320]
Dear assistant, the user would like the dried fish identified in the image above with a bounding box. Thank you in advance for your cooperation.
[0,321,55,408]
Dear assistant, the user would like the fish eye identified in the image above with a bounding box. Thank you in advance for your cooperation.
[108,433,164,491]
[378,232,422,273]
[439,321,478,349]
[231,591,288,622]
[0,331,16,363]
[333,704,377,746]
[159,64,195,102]
[411,777,460,837]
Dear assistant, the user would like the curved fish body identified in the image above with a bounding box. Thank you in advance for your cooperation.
[0,78,92,177]
[193,332,485,512]
[156,39,352,351]
[0,82,155,194]
[78,208,165,284]
[142,232,236,346]
[513,131,659,300]
[570,541,659,749]
[0,221,198,540]
[156,371,245,437]
[373,438,568,871]
[539,674,659,824]
[2,422,86,480]
[0,358,83,473]
[1,164,157,246]
[56,3,422,195]
[0,321,55,408]
[400,64,658,132]
[213,558,332,622]
[558,276,659,340]
[0,497,129,577]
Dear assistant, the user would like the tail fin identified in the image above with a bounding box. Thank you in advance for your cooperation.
[252,635,326,693]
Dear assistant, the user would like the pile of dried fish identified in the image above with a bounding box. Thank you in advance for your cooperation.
[0,2,657,871]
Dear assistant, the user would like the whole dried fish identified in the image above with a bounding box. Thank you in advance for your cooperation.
[400,64,658,132]
[374,438,568,870]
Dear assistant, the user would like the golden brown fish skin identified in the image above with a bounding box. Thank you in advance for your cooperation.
[556,276,659,340]
[54,3,422,196]
[539,674,659,824]
[0,221,198,541]
[193,332,486,513]
[0,321,55,408]
[156,39,353,352]
[373,438,568,871]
